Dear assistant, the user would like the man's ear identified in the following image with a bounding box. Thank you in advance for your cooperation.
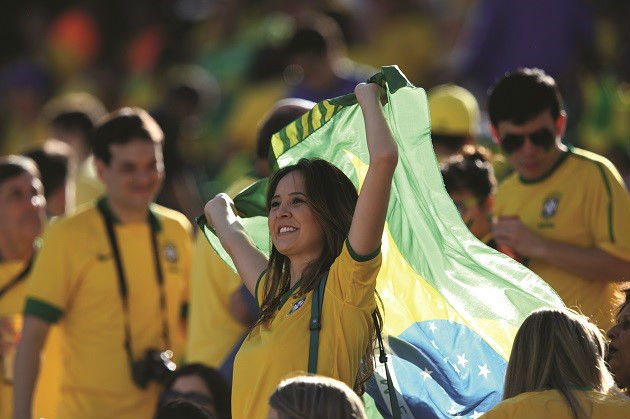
[490,124,501,145]
[556,111,567,138]
[94,158,107,183]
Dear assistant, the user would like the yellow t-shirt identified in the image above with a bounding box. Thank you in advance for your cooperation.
[24,200,192,419]
[232,241,382,419]
[0,260,28,419]
[0,258,61,419]
[495,148,630,330]
[186,233,247,367]
[481,389,630,419]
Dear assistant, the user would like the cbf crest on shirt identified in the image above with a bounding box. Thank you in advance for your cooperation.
[541,193,561,219]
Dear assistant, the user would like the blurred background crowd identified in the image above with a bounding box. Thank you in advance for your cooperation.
[1,0,628,223]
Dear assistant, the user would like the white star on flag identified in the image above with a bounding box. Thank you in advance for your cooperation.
[470,410,484,419]
[453,364,461,374]
[457,353,468,368]
[478,364,491,379]
[420,367,433,381]
[428,322,437,333]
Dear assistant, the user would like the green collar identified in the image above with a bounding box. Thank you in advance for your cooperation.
[519,147,572,184]
[96,197,162,232]
[277,276,306,310]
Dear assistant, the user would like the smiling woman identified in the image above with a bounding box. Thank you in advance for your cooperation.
[204,82,398,419]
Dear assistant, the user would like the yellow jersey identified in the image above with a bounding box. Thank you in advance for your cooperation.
[495,148,630,330]
[186,233,247,367]
[232,241,381,419]
[24,199,192,419]
[481,389,630,419]
[0,257,61,419]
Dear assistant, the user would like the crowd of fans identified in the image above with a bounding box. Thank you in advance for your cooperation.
[0,1,629,419]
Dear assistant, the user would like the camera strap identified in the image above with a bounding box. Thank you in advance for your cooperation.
[97,199,170,368]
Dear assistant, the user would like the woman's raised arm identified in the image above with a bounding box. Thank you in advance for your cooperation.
[347,83,398,256]
[204,193,268,295]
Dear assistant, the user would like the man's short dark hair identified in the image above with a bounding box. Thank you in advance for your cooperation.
[93,107,163,164]
[0,155,40,188]
[488,68,564,126]
[23,139,73,199]
[256,99,315,161]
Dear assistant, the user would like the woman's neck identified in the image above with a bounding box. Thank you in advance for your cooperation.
[288,252,322,287]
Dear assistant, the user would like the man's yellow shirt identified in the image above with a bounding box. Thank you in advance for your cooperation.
[24,200,191,419]
[495,148,630,330]
[186,233,247,367]
[232,241,381,419]
[481,389,630,419]
[0,259,60,419]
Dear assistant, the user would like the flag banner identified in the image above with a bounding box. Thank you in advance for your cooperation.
[198,66,564,418]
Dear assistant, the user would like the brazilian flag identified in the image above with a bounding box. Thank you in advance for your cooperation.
[198,66,564,418]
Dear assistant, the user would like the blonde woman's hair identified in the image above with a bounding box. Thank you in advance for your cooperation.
[503,308,616,419]
[269,375,367,419]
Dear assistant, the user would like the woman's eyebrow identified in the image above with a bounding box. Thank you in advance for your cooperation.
[272,192,306,199]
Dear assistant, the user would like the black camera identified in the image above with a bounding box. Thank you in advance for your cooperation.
[131,349,177,389]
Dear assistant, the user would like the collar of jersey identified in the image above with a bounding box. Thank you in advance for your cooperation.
[97,197,162,232]
[518,146,572,185]
[277,276,307,311]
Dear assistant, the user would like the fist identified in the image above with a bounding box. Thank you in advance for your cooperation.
[354,82,384,103]
[204,193,235,228]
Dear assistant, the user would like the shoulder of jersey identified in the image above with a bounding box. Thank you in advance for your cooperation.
[569,147,620,176]
[151,204,192,233]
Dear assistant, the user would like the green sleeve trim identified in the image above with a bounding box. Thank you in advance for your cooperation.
[254,270,267,308]
[24,297,63,323]
[345,238,381,262]
[594,162,615,243]
[571,151,615,243]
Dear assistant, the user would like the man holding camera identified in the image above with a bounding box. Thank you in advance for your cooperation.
[13,108,192,419]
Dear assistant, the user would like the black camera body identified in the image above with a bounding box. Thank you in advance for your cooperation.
[131,349,177,389]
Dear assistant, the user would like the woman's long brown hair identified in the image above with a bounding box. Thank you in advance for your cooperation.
[258,158,381,393]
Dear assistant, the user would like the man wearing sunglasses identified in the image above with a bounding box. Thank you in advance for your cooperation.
[489,68,630,331]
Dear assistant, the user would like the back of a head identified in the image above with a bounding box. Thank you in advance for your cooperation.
[256,99,316,162]
[23,139,73,199]
[429,84,480,139]
[93,107,163,164]
[269,375,367,419]
[44,92,107,147]
[504,308,616,418]
[154,399,214,419]
[161,363,231,419]
[440,145,496,202]
[285,14,345,59]
[488,68,563,126]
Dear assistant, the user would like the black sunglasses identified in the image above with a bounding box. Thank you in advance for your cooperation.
[500,128,555,154]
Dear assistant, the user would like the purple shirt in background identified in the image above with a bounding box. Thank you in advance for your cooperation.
[457,0,595,94]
